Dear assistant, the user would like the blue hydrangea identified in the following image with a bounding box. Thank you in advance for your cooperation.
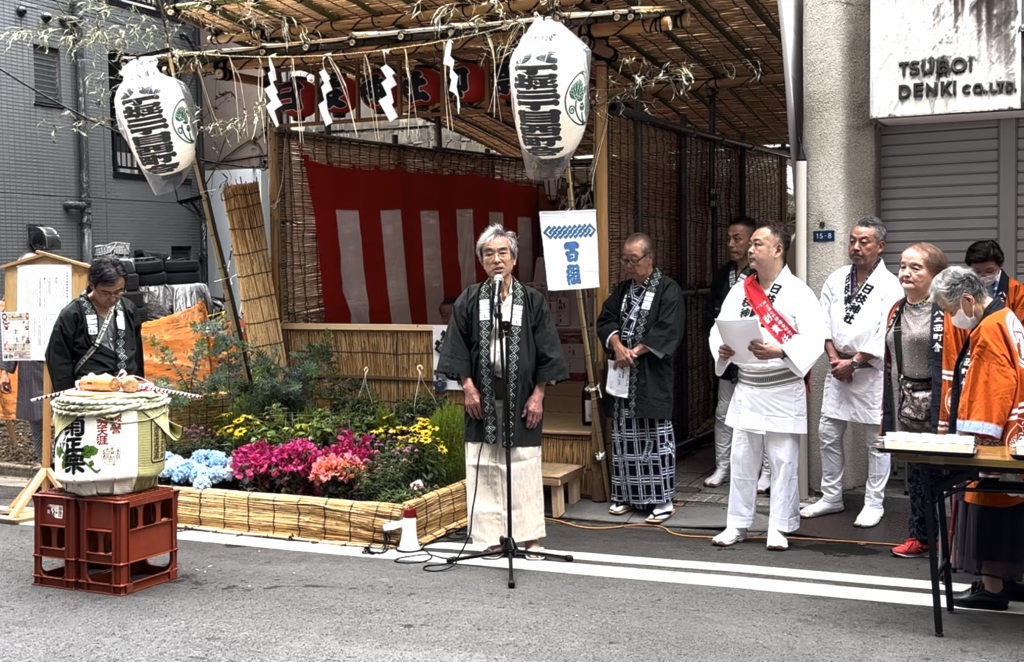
[193,465,234,490]
[160,449,233,490]
[190,449,230,468]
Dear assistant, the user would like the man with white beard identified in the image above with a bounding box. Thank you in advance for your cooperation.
[800,217,903,528]
[709,222,827,551]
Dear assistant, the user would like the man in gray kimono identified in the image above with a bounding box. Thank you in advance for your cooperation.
[438,223,568,558]
[598,233,685,523]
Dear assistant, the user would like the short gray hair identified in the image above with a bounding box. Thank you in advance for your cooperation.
[475,223,519,262]
[853,215,887,243]
[932,266,989,306]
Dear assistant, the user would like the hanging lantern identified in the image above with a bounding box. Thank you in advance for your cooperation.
[113,56,197,196]
[324,74,358,117]
[496,58,512,106]
[403,66,442,108]
[278,73,317,120]
[360,68,398,115]
[454,62,487,106]
[510,18,592,181]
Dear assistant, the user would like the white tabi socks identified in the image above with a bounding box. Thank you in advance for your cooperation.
[800,498,845,519]
[766,527,789,551]
[712,527,748,547]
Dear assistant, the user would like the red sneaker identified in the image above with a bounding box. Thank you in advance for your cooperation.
[892,537,929,558]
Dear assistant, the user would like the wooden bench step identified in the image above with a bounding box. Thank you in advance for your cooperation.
[542,462,585,519]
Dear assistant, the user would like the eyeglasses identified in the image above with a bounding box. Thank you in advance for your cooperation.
[619,254,650,267]
[95,288,124,297]
[483,249,512,260]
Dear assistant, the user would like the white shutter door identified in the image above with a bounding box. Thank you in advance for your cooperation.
[879,121,999,269]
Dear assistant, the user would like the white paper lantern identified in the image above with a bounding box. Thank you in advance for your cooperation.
[114,57,198,195]
[510,18,592,181]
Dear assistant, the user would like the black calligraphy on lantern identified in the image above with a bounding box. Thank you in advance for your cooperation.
[121,93,179,174]
[325,76,355,116]
[410,69,433,106]
[514,52,562,157]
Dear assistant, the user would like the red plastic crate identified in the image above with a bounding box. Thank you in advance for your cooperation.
[32,491,80,589]
[77,552,178,596]
[78,487,178,566]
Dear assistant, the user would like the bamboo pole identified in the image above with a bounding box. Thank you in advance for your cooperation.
[594,61,610,346]
[565,167,610,503]
[223,182,287,366]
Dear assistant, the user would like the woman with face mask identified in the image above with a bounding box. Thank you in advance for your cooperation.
[935,241,1024,438]
[881,243,949,559]
[931,266,1024,611]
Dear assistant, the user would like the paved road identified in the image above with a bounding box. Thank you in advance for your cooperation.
[0,482,1020,662]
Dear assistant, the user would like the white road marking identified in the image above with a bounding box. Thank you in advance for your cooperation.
[176,530,1024,615]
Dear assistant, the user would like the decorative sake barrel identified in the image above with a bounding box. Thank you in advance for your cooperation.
[51,389,182,496]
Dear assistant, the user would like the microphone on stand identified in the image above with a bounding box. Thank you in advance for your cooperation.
[492,273,504,313]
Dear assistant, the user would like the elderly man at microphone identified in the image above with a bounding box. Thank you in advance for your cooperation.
[438,224,568,559]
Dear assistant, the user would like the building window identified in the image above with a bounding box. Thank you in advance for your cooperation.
[109,54,144,179]
[32,46,61,108]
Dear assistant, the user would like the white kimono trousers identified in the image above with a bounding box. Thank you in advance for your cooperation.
[709,267,828,532]
[820,261,904,425]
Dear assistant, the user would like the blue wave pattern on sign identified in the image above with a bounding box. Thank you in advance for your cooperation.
[543,224,596,240]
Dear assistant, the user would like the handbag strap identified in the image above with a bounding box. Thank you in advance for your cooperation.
[74,304,116,375]
[892,301,906,378]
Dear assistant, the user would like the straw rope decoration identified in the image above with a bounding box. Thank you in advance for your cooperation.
[49,391,173,419]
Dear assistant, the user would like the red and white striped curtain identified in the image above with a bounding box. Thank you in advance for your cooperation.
[304,157,539,324]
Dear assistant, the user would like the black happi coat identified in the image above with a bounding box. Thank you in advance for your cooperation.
[437,279,568,447]
[45,296,145,393]
[597,270,685,420]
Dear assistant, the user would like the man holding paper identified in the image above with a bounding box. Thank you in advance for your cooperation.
[598,233,685,524]
[709,222,827,550]
[801,217,903,528]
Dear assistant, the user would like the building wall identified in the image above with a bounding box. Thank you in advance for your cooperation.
[0,0,201,289]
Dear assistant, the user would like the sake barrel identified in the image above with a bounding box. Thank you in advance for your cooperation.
[51,390,182,497]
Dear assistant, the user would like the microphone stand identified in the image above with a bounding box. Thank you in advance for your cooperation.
[447,276,573,588]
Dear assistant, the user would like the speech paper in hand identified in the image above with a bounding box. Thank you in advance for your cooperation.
[716,318,764,364]
[606,360,629,398]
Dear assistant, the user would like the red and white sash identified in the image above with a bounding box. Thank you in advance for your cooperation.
[743,274,797,345]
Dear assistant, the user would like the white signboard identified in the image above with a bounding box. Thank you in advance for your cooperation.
[11,263,72,361]
[870,0,1023,119]
[432,325,462,392]
[539,209,599,291]
[1,312,31,361]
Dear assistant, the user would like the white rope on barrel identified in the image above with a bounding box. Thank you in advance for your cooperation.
[50,391,173,419]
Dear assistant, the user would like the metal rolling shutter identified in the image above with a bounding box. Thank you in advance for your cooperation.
[879,121,1000,268]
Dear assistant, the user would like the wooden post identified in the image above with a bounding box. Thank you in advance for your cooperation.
[566,167,611,502]
[593,61,611,346]
[0,253,80,524]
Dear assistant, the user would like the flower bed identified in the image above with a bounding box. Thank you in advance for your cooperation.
[175,480,466,546]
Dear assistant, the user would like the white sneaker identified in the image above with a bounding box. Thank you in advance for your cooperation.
[800,499,845,519]
[854,505,884,528]
[712,527,748,547]
[766,527,789,551]
[756,473,771,494]
[704,467,729,488]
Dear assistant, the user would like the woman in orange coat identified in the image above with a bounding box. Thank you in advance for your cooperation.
[932,266,1024,611]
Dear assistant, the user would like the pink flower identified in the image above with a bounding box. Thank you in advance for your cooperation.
[310,452,366,486]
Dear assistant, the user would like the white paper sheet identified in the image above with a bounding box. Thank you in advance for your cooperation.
[606,359,629,398]
[716,318,764,364]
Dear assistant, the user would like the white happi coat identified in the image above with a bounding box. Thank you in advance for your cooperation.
[820,262,903,424]
[709,267,828,435]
